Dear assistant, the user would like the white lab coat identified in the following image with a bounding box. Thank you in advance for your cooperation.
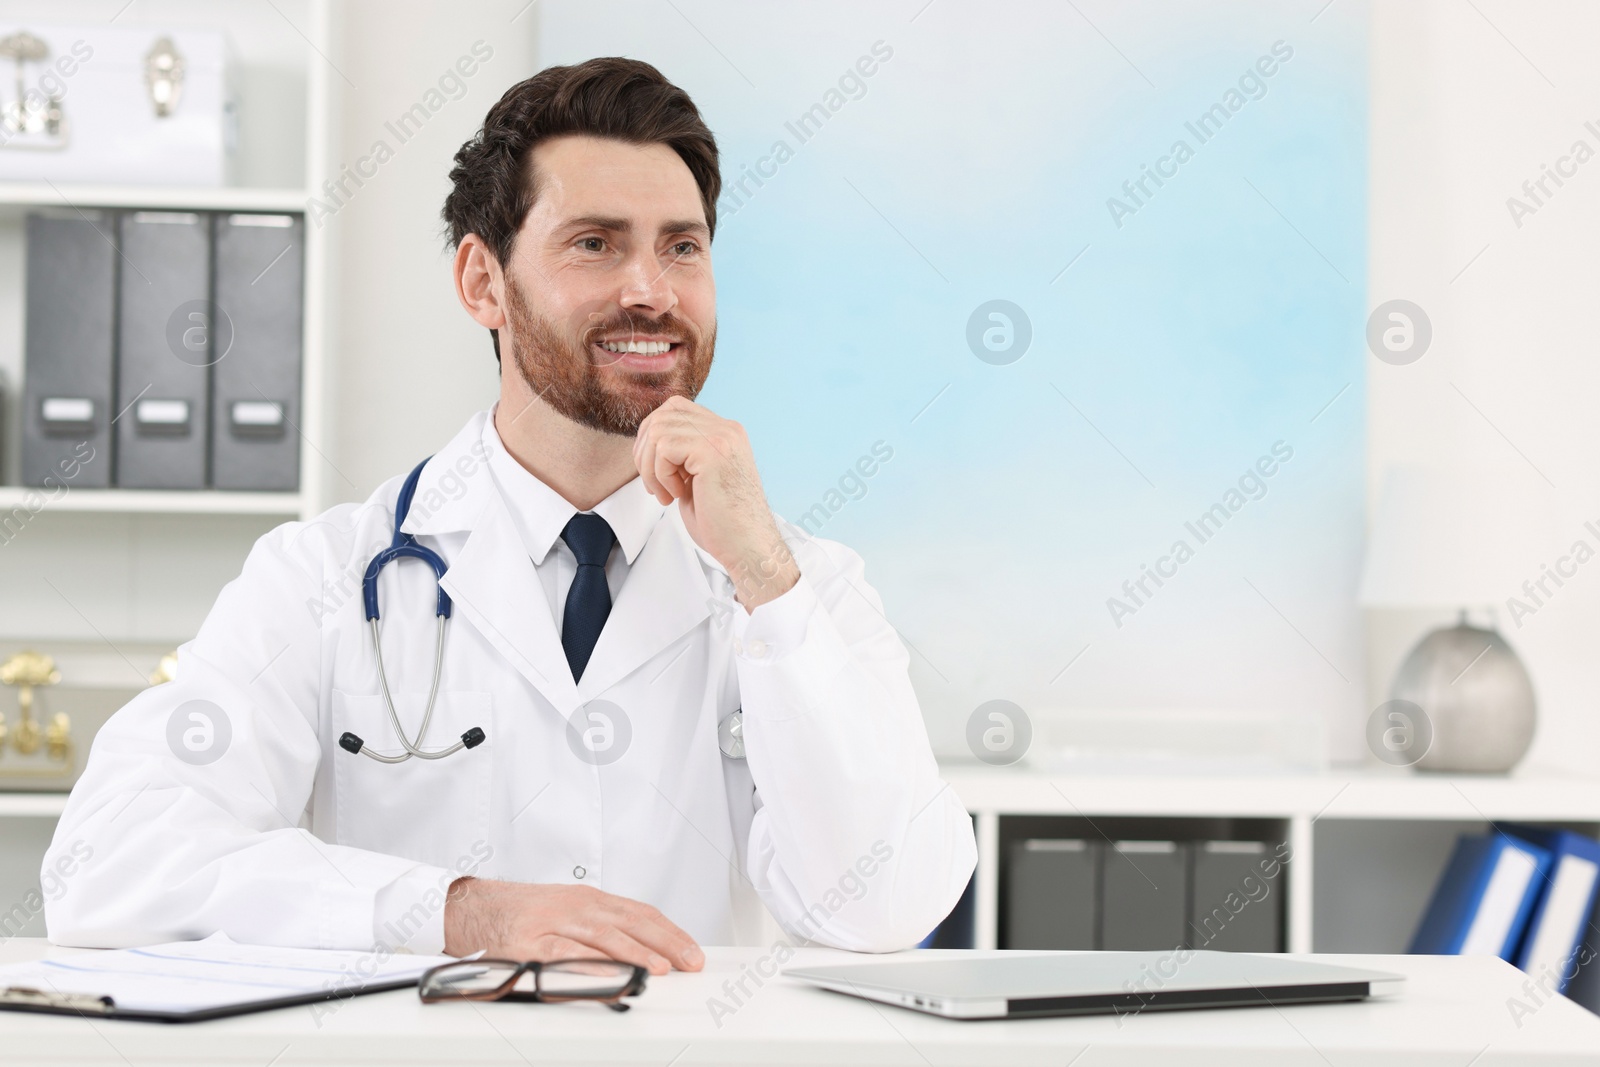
[44,410,976,955]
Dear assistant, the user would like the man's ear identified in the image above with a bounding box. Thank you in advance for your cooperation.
[454,234,507,364]
[454,234,507,331]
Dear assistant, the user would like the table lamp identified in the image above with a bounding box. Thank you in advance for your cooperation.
[1357,465,1552,773]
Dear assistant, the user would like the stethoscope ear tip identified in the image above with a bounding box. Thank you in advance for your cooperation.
[461,727,487,750]
[338,732,364,755]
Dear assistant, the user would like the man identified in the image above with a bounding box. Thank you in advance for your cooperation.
[44,58,975,974]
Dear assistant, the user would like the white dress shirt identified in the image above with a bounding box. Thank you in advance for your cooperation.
[482,412,655,629]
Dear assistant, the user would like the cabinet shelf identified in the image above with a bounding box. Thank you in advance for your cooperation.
[0,183,308,216]
[0,793,69,817]
[943,763,1600,822]
[0,487,304,517]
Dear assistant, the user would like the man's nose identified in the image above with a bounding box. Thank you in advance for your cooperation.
[617,250,677,317]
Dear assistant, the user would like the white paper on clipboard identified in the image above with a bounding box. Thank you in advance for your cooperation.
[0,933,456,1015]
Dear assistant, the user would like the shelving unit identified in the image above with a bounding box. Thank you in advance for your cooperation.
[0,0,333,657]
[0,1,330,523]
[0,3,334,936]
[947,763,1600,955]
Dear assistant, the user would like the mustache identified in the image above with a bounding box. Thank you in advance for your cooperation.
[575,308,699,347]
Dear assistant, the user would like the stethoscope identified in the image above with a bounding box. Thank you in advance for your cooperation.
[338,457,487,763]
[337,456,748,762]
[718,707,745,760]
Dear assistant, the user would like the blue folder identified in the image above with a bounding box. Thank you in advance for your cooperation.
[1499,825,1600,993]
[1410,833,1551,960]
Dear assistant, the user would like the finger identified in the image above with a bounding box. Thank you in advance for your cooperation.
[660,424,709,482]
[538,926,669,975]
[614,903,704,972]
[634,427,673,504]
[632,417,668,502]
[633,401,687,456]
[656,394,698,418]
[559,922,674,976]
[527,932,672,978]
[526,933,599,962]
[631,408,656,463]
[653,437,692,502]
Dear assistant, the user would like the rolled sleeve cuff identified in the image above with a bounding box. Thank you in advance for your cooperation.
[372,862,456,955]
[730,572,819,662]
[729,574,856,723]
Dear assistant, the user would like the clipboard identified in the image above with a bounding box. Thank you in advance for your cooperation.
[0,974,424,1023]
[0,935,457,1024]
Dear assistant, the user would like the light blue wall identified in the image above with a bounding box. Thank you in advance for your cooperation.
[539,0,1367,760]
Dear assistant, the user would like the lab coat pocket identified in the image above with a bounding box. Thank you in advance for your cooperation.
[330,689,493,870]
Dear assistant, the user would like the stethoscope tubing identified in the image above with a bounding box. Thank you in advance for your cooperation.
[344,456,483,764]
[342,454,747,763]
[360,615,467,762]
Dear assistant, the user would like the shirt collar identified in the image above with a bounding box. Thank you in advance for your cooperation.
[482,405,664,566]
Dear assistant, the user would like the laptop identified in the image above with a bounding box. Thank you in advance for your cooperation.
[784,951,1404,1020]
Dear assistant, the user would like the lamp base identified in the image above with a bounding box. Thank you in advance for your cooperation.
[1389,618,1535,774]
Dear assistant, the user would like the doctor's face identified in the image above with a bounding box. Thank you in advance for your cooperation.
[502,135,717,436]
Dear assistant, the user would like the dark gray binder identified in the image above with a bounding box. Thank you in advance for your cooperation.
[1101,840,1188,951]
[21,212,117,488]
[115,211,211,489]
[1189,841,1283,952]
[210,213,303,491]
[1005,839,1098,950]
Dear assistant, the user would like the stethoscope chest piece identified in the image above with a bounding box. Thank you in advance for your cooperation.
[718,708,746,760]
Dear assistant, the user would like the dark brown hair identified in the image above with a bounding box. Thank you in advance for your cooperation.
[443,57,721,269]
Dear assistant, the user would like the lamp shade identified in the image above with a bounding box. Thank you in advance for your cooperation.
[1358,464,1566,609]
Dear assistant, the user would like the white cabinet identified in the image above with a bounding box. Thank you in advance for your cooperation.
[947,764,1600,955]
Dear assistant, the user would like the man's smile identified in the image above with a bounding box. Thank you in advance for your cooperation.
[593,336,681,370]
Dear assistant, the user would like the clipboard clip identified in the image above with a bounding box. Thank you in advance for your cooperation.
[0,985,115,1013]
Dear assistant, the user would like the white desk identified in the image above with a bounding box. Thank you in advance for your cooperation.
[0,941,1597,1065]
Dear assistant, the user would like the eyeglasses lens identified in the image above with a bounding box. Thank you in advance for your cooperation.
[538,960,636,999]
[422,961,524,998]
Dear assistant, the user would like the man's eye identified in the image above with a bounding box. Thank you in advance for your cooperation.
[579,237,606,252]
[670,241,698,257]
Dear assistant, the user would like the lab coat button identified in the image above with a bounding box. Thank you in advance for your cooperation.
[746,639,768,659]
[573,865,586,879]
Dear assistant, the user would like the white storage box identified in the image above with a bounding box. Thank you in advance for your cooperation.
[0,24,232,186]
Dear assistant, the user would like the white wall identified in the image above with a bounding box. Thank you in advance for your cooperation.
[289,0,1600,774]
[322,0,534,504]
[1367,0,1600,773]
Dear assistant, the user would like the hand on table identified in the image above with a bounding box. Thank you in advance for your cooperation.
[443,878,704,975]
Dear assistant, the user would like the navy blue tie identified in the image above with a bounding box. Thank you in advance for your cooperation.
[560,513,616,682]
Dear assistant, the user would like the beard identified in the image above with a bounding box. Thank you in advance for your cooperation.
[503,277,715,437]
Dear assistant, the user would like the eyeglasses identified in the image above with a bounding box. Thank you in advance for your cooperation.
[418,958,648,1012]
